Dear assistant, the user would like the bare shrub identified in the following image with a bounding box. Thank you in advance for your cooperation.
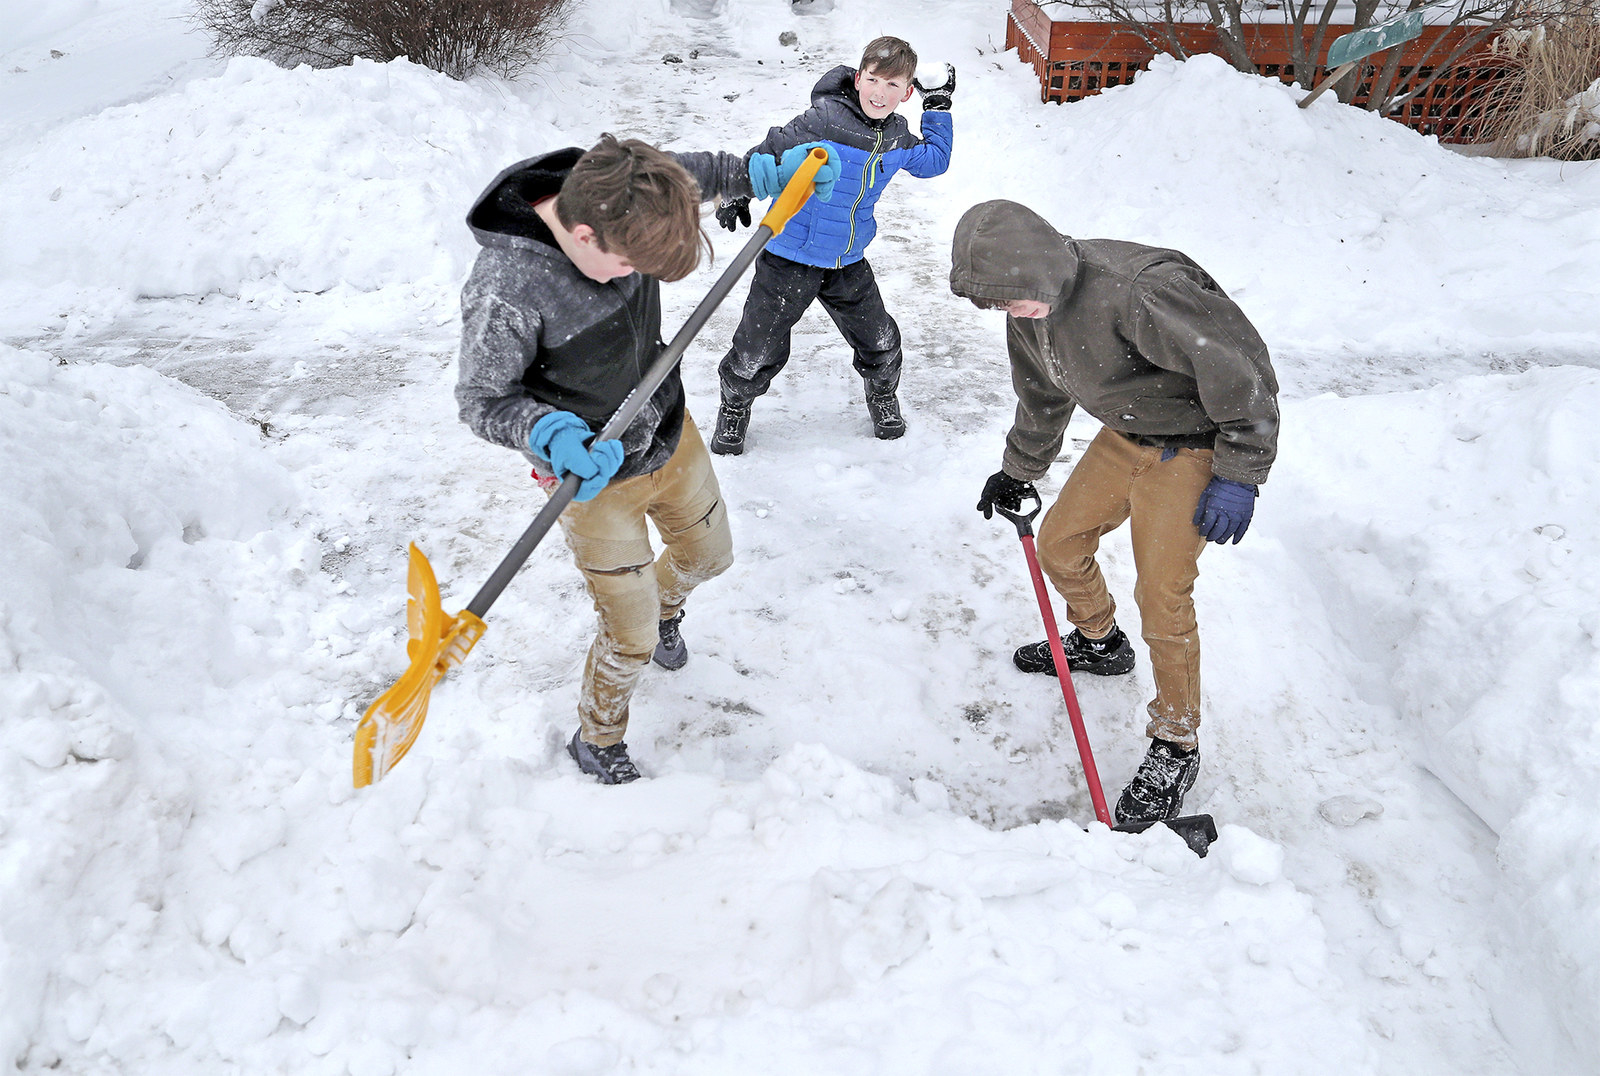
[192,0,577,80]
[1479,3,1600,158]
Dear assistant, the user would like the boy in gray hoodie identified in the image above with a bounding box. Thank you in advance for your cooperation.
[454,134,831,784]
[951,199,1279,825]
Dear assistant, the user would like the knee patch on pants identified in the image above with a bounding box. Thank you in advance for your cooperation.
[581,563,662,660]
[661,487,733,583]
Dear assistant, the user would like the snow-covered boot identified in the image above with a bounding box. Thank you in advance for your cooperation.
[1013,625,1135,676]
[567,730,641,784]
[1114,739,1199,824]
[653,611,688,671]
[710,400,751,455]
[865,391,906,440]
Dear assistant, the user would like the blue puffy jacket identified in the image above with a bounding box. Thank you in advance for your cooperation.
[747,66,952,269]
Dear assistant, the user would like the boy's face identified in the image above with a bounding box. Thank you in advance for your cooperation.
[996,299,1052,319]
[855,66,914,120]
[568,224,635,283]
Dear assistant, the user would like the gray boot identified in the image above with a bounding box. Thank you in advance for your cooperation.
[652,612,688,671]
[567,730,642,785]
[865,391,906,440]
[710,400,751,455]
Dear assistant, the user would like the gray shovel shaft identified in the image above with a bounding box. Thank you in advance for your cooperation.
[465,224,776,619]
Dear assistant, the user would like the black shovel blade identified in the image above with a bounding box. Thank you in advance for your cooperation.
[1112,813,1218,858]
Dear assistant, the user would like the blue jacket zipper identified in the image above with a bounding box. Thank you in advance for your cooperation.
[837,129,884,269]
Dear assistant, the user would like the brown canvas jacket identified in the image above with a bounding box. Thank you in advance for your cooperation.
[950,199,1279,487]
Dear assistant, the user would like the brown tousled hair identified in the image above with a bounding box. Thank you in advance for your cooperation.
[555,134,711,282]
[859,36,917,82]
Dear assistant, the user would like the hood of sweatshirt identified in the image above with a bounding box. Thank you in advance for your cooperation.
[465,147,582,251]
[948,199,1080,307]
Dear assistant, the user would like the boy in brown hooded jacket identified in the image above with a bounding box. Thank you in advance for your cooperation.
[950,199,1279,825]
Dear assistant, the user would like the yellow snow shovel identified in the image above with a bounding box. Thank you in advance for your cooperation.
[352,147,833,787]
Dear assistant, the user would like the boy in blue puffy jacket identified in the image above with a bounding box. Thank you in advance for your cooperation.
[709,36,954,454]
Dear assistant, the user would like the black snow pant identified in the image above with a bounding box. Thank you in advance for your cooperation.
[718,250,903,407]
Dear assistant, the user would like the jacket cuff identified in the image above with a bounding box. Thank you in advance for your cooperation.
[1001,447,1052,484]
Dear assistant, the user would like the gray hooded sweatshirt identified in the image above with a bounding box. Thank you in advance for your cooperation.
[455,147,750,481]
[949,200,1278,487]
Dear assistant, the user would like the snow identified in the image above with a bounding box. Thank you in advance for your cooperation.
[2,0,1598,1072]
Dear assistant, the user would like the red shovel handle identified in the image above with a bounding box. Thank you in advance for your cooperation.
[997,500,1113,826]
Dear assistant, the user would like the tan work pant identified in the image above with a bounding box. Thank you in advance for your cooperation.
[1036,427,1213,748]
[545,414,733,746]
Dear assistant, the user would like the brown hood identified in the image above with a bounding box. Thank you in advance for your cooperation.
[949,200,1079,306]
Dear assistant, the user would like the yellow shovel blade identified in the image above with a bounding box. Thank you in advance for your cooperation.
[352,544,486,787]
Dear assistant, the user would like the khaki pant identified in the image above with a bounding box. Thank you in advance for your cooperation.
[545,414,733,746]
[1035,428,1213,748]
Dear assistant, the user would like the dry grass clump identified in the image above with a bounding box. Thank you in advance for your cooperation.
[192,0,577,81]
[1481,3,1600,158]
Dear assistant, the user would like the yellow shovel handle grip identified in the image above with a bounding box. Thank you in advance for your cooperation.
[758,146,829,235]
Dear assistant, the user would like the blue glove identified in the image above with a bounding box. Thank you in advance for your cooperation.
[748,142,840,202]
[528,411,624,503]
[1192,476,1257,545]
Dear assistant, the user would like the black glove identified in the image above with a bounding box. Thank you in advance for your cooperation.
[715,196,751,232]
[977,469,1036,520]
[914,64,956,111]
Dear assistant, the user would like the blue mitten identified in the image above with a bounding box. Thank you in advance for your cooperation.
[747,153,780,201]
[748,142,840,202]
[779,142,840,202]
[1192,476,1258,544]
[571,440,623,501]
[529,411,625,502]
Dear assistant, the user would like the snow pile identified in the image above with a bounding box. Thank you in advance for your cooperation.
[7,0,1600,1069]
[0,347,1382,1075]
[4,24,1597,364]
[946,53,1600,356]
[0,343,334,1071]
[0,56,560,298]
[1273,366,1600,1066]
[0,344,301,697]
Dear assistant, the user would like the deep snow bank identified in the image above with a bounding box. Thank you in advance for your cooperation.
[943,53,1600,358]
[0,343,303,1068]
[1273,365,1600,1069]
[0,344,1377,1074]
[5,45,1599,365]
[0,56,560,298]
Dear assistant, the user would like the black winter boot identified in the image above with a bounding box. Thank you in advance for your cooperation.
[653,612,688,671]
[567,730,642,785]
[1013,626,1136,677]
[865,392,906,440]
[710,400,751,455]
[1114,739,1200,824]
